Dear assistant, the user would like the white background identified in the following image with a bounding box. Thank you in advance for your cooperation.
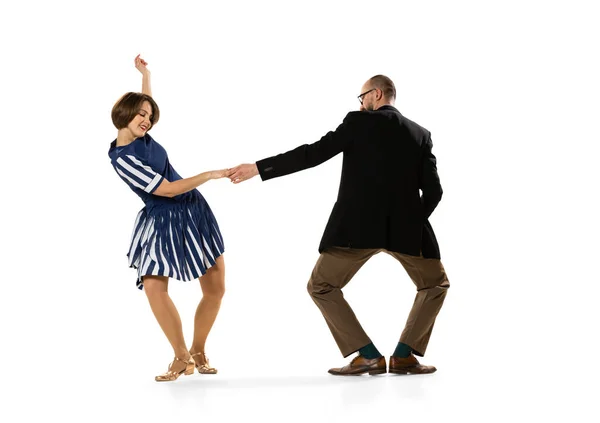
[1,0,599,421]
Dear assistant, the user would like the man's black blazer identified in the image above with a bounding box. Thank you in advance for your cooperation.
[256,105,443,259]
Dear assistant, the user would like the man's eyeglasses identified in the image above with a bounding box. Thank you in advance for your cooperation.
[357,88,377,105]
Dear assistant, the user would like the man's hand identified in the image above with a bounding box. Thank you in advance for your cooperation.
[227,163,259,184]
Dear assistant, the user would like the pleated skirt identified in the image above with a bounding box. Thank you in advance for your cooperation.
[126,195,225,289]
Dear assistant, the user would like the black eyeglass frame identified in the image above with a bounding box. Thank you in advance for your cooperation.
[357,88,377,104]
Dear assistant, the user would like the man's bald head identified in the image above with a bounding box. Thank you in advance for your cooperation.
[367,75,396,102]
[359,75,396,111]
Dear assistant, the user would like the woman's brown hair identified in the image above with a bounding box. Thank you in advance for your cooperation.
[111,92,160,130]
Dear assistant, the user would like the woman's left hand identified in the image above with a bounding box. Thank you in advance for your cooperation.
[135,54,150,74]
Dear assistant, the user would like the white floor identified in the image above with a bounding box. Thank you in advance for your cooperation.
[9,351,597,423]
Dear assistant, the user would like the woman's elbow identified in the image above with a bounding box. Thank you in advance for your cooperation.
[153,181,176,198]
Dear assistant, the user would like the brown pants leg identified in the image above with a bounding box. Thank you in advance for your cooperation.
[307,247,449,358]
[307,247,379,357]
[385,251,450,357]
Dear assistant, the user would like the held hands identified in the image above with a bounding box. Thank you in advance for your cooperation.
[135,54,150,75]
[211,169,231,180]
[225,164,259,184]
[210,164,257,183]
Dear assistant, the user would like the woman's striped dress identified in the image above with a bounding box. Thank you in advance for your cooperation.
[108,134,225,290]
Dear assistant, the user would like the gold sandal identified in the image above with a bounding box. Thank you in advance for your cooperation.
[190,351,217,374]
[155,356,195,382]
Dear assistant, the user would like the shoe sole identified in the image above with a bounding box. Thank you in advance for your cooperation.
[389,368,437,375]
[329,368,387,376]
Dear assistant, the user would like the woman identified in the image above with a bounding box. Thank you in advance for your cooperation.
[108,55,228,382]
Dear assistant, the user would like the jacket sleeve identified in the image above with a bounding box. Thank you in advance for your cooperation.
[256,112,360,181]
[420,133,443,218]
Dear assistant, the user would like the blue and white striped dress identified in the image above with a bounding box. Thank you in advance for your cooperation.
[108,134,225,289]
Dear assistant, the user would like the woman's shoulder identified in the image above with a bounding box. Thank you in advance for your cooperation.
[108,139,121,161]
[108,133,167,164]
[144,133,168,155]
[108,136,145,162]
[144,133,166,149]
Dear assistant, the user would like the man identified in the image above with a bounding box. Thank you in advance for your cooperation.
[227,75,450,375]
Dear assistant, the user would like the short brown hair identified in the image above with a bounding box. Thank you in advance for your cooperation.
[368,75,396,101]
[111,92,160,130]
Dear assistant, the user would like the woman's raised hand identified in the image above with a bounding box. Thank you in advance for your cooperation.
[134,54,150,75]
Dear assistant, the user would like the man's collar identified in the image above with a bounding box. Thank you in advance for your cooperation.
[377,104,399,112]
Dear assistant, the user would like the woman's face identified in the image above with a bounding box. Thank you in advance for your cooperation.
[127,101,153,138]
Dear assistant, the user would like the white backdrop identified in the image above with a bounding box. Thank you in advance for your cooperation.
[1,0,599,422]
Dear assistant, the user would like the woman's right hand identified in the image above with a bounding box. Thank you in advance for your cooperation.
[135,54,150,75]
[211,169,231,179]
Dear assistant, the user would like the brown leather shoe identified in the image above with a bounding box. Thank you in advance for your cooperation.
[328,355,387,376]
[389,355,437,374]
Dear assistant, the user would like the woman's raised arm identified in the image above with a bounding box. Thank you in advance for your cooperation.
[135,54,152,97]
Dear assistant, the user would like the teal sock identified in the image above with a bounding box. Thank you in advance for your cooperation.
[392,342,412,358]
[358,343,382,359]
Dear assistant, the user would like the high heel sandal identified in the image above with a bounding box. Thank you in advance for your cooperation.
[155,356,195,382]
[190,351,218,374]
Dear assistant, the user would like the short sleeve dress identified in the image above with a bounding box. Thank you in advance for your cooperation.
[108,134,225,289]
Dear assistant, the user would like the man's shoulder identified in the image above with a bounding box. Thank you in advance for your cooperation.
[341,110,385,126]
[400,115,430,137]
[343,108,429,134]
[343,110,369,121]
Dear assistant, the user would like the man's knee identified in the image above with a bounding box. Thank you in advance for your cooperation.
[428,283,449,301]
[307,279,317,297]
[307,278,331,298]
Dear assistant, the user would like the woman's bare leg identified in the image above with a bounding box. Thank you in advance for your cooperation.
[143,275,190,372]
[190,255,226,356]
